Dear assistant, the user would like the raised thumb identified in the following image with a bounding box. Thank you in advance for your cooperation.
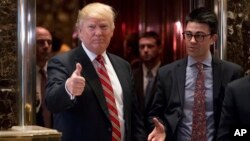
[74,63,82,76]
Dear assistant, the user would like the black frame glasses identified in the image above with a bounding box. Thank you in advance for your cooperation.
[182,32,211,42]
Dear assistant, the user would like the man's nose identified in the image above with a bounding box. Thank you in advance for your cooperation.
[44,41,50,47]
[143,46,150,51]
[95,27,103,35]
[190,36,197,42]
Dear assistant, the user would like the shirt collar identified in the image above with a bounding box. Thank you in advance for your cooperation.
[187,53,212,67]
[36,61,48,72]
[142,61,161,77]
[81,42,108,63]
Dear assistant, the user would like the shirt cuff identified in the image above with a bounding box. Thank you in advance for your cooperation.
[65,79,75,100]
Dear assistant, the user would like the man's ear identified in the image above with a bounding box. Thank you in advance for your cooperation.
[213,34,218,42]
[211,34,218,45]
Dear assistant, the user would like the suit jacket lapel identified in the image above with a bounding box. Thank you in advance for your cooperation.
[167,58,187,134]
[211,57,222,117]
[74,47,110,119]
[108,54,130,124]
[176,58,187,109]
[134,67,145,111]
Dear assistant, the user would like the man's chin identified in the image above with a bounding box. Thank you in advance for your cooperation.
[143,58,152,62]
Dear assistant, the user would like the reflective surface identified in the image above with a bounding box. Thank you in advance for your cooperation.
[17,0,36,126]
[214,0,227,60]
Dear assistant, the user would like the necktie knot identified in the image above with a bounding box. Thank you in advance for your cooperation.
[195,63,203,72]
[96,55,104,65]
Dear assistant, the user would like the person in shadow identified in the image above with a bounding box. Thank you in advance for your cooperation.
[133,31,162,133]
[35,26,53,128]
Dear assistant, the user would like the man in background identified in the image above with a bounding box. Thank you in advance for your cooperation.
[36,26,53,128]
[133,31,162,133]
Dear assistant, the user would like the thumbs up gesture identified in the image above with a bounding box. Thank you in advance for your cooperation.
[147,117,166,141]
[66,63,85,96]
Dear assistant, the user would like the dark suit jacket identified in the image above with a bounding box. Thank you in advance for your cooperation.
[45,46,146,141]
[133,65,158,115]
[217,75,250,141]
[148,57,243,141]
[133,65,159,133]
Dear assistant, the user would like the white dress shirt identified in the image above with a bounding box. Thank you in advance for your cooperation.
[66,43,125,141]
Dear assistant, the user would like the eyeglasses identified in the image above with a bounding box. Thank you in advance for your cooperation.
[182,32,211,42]
[36,39,52,46]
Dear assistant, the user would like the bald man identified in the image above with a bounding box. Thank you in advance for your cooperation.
[36,27,53,128]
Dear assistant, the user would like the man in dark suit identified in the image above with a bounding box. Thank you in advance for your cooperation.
[217,75,250,141]
[147,7,244,141]
[45,2,146,141]
[133,31,162,132]
[35,26,53,128]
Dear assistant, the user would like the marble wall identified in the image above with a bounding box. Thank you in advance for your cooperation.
[227,0,250,73]
[0,0,18,129]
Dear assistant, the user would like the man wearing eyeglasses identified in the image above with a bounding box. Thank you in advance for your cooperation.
[147,7,244,141]
[36,26,53,128]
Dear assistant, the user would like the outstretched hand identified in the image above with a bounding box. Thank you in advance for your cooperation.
[147,117,166,141]
[66,63,85,96]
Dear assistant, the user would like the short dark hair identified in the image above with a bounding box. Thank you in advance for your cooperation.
[186,7,218,34]
[140,31,161,46]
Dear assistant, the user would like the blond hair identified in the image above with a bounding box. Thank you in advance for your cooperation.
[76,2,116,30]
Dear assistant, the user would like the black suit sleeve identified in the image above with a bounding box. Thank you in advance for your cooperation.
[146,66,169,136]
[217,83,237,141]
[109,54,147,141]
[45,57,75,113]
[218,76,250,141]
[127,60,147,141]
[131,86,147,141]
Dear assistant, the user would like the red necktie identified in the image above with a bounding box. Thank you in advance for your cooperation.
[95,55,121,141]
[191,63,207,141]
[39,69,51,128]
